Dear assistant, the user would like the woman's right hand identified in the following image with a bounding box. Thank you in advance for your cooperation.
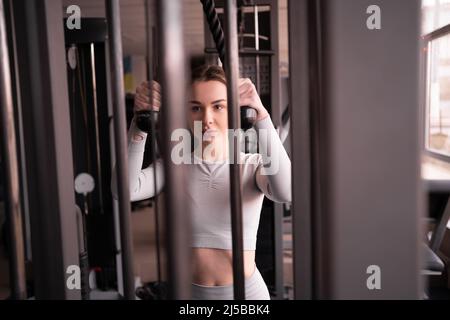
[134,80,161,115]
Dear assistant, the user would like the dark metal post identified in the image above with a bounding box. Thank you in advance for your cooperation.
[156,0,191,299]
[224,0,246,300]
[288,0,314,299]
[145,0,162,284]
[145,0,155,86]
[0,0,26,300]
[253,5,261,92]
[11,0,80,299]
[318,0,421,299]
[105,0,136,300]
[4,0,33,263]
[90,44,105,215]
[269,0,285,300]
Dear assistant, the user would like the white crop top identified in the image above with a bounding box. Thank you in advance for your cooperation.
[112,116,291,251]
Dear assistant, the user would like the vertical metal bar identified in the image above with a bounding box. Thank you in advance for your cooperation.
[145,0,162,284]
[310,0,324,300]
[156,0,191,299]
[4,0,32,262]
[103,34,125,295]
[292,0,325,301]
[105,0,136,300]
[145,0,155,88]
[254,5,259,51]
[273,203,284,299]
[288,0,314,300]
[12,0,81,299]
[270,0,284,300]
[254,5,261,92]
[90,43,105,215]
[224,0,246,300]
[75,205,89,300]
[0,0,26,300]
[269,0,281,128]
[320,0,421,299]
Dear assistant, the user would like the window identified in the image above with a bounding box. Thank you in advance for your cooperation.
[422,0,450,35]
[426,33,450,156]
[424,1,450,157]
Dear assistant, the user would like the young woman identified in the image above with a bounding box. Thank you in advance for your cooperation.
[123,65,291,300]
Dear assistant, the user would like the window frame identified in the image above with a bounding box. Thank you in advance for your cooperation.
[423,23,450,162]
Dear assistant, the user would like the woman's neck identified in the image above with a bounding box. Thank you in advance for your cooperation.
[194,141,229,163]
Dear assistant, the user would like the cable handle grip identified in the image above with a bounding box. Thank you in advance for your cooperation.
[135,110,159,133]
[136,108,256,133]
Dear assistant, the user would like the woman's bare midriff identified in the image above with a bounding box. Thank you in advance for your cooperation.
[191,248,256,286]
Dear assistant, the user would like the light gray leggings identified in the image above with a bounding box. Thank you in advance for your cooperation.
[191,267,271,300]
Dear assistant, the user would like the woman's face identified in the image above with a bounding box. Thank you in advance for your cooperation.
[188,80,228,150]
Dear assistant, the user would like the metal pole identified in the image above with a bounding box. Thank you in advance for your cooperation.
[156,0,191,300]
[4,0,33,263]
[224,0,246,300]
[90,43,105,215]
[319,0,421,299]
[269,0,285,300]
[254,5,261,92]
[145,0,162,284]
[105,0,136,300]
[0,0,26,300]
[288,0,314,299]
[11,0,80,299]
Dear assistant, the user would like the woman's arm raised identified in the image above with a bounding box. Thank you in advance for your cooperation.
[111,81,165,202]
[238,78,291,203]
[254,116,291,203]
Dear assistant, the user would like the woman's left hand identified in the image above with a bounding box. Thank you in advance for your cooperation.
[238,78,269,122]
